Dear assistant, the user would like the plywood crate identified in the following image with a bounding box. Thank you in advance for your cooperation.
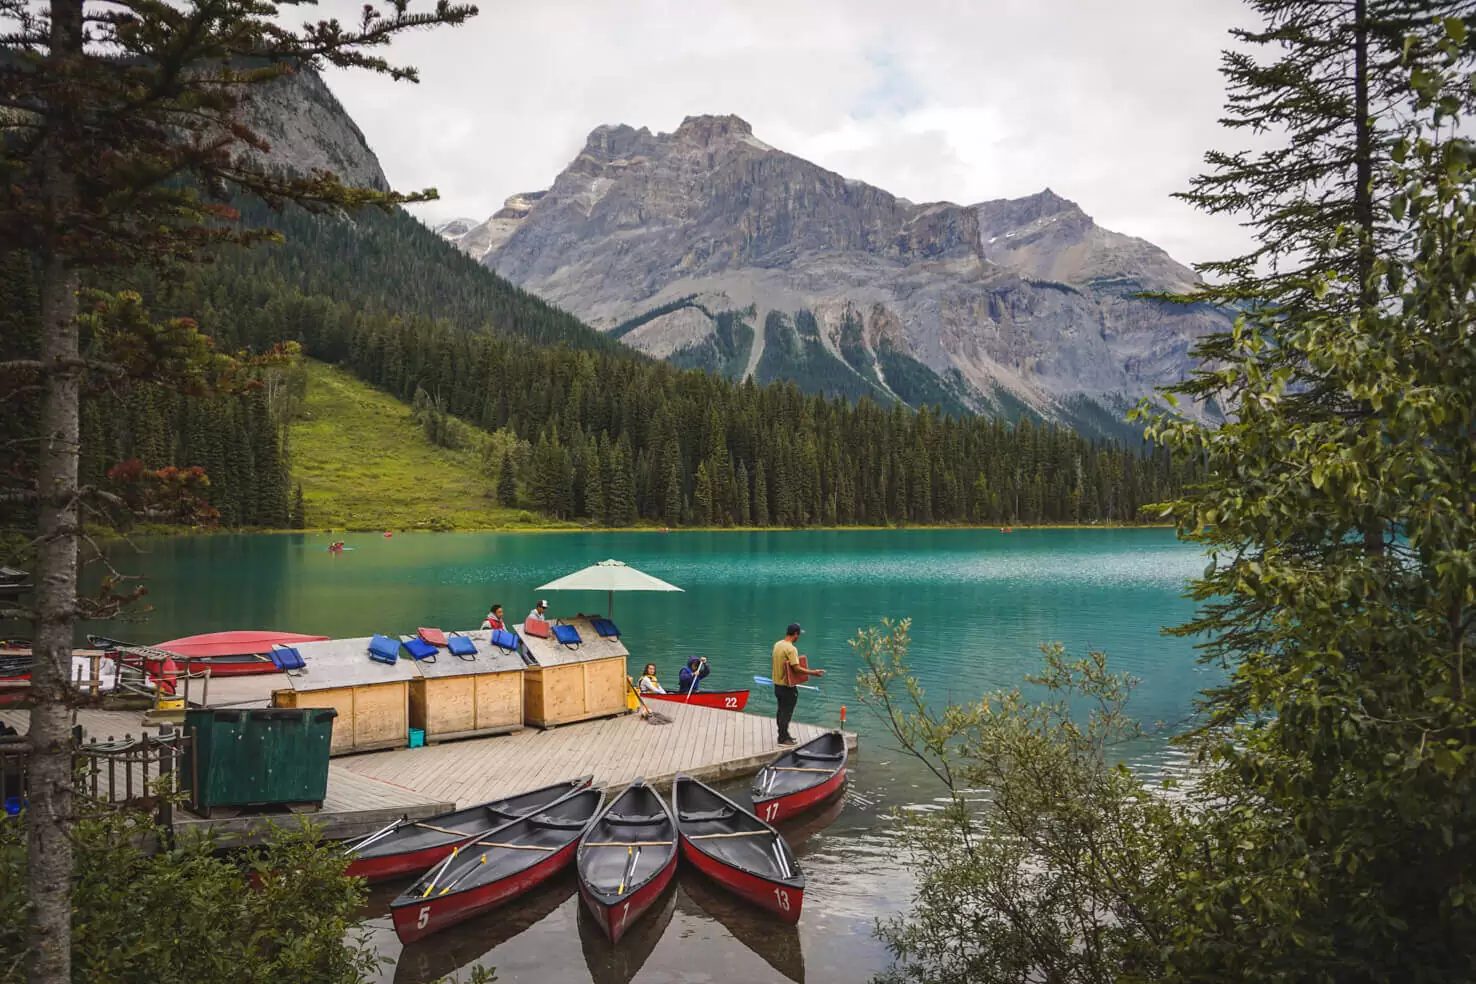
[516,616,629,728]
[271,636,418,755]
[405,630,525,742]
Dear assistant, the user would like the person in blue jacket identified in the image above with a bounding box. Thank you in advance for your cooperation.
[678,656,710,694]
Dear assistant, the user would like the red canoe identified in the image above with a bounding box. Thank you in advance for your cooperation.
[642,689,750,711]
[576,779,679,944]
[152,630,329,676]
[345,776,592,883]
[390,787,603,943]
[751,731,848,824]
[674,775,804,922]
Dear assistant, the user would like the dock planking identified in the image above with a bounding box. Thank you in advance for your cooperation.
[1,700,856,843]
[336,700,856,806]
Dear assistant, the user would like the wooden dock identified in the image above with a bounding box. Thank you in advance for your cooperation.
[0,701,856,842]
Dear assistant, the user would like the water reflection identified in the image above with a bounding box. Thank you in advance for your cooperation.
[578,881,678,984]
[392,872,577,984]
[681,875,805,983]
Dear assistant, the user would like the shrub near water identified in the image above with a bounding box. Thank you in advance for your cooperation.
[0,809,378,984]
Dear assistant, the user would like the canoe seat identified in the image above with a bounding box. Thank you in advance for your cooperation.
[795,749,844,762]
[527,813,589,830]
[605,810,667,826]
[678,807,736,823]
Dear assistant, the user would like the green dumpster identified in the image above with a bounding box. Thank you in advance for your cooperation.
[182,708,337,817]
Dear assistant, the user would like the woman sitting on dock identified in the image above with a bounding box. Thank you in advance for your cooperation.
[637,663,666,693]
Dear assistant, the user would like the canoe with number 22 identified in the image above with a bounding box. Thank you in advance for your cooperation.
[641,689,749,711]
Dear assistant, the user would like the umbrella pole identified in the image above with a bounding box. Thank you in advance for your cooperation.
[608,590,613,619]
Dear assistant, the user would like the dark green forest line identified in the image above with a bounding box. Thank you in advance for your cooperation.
[3,203,1196,532]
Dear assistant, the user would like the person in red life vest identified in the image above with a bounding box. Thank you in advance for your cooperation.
[481,604,505,631]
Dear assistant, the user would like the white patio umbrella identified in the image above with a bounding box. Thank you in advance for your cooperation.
[536,559,683,618]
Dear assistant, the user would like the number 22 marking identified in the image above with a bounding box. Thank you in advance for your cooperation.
[724,697,738,708]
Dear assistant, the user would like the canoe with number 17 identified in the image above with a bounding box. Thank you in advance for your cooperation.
[751,731,848,824]
[641,689,750,711]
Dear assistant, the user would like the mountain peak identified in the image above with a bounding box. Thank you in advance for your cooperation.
[675,113,752,139]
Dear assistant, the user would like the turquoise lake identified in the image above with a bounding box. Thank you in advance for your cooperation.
[89,527,1211,983]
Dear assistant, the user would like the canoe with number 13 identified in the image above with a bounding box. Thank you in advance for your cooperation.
[673,774,804,922]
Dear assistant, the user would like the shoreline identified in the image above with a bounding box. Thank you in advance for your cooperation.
[103,520,1176,540]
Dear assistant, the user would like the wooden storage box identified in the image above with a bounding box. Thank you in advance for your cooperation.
[272,636,418,755]
[517,616,629,729]
[405,630,525,743]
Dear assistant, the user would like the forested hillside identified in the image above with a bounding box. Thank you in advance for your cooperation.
[3,201,1194,532]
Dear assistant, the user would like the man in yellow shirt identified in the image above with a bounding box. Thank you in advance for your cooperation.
[771,622,825,745]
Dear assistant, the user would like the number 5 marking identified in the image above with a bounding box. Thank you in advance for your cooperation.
[416,906,430,930]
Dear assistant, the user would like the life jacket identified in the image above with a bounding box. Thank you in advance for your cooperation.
[482,614,505,630]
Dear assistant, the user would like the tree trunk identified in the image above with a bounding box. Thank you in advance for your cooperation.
[1352,0,1385,558]
[29,0,85,980]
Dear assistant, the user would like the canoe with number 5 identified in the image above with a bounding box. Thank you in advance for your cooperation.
[641,689,750,711]
[751,731,847,824]
[576,779,679,944]
[673,774,804,922]
[344,775,592,883]
[389,787,604,943]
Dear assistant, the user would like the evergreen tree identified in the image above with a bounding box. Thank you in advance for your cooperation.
[662,454,682,526]
[289,484,306,529]
[604,436,637,528]
[497,451,518,507]
[753,458,770,526]
[736,461,751,526]
[693,462,714,526]
[585,433,607,523]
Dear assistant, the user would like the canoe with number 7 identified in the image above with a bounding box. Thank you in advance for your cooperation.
[389,787,604,943]
[576,779,679,944]
[750,731,848,824]
[641,689,750,711]
[673,774,804,923]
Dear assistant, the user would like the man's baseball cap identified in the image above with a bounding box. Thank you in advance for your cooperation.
[786,622,803,636]
[538,599,548,607]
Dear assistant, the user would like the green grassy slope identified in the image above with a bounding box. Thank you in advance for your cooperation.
[289,361,561,531]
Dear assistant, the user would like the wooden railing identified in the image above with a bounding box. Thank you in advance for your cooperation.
[0,724,187,828]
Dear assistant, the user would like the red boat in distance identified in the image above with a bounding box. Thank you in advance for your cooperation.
[642,689,750,711]
[152,630,329,676]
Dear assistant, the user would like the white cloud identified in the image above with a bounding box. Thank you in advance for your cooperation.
[323,0,1254,267]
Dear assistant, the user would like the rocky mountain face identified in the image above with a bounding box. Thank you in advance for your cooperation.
[445,114,1225,433]
[240,66,389,191]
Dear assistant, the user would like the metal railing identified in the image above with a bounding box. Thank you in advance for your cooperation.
[0,724,187,828]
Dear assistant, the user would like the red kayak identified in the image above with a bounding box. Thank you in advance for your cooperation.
[674,774,804,922]
[576,779,679,944]
[345,776,592,883]
[152,630,329,676]
[751,731,848,824]
[642,689,750,711]
[390,787,603,943]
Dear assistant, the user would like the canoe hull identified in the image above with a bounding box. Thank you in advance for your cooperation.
[681,835,804,923]
[752,766,847,824]
[643,689,750,711]
[392,839,579,943]
[152,630,330,671]
[347,840,465,885]
[579,850,678,945]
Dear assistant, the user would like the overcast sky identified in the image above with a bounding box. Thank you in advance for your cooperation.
[325,0,1255,268]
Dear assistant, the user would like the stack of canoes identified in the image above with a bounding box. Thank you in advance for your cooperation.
[365,731,849,946]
